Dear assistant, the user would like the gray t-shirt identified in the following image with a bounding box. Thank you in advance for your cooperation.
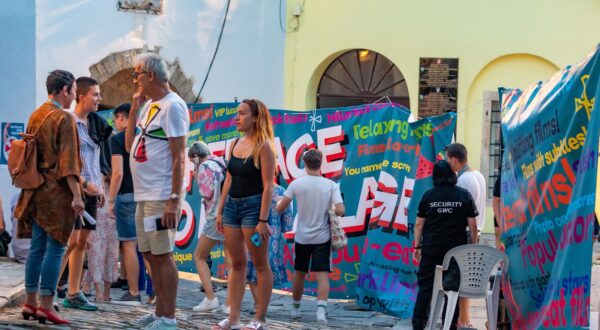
[285,175,343,245]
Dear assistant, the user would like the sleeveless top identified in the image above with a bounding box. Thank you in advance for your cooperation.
[227,139,263,198]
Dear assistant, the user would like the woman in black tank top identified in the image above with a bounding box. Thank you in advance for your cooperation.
[214,99,276,330]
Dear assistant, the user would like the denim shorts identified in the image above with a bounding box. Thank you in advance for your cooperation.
[201,218,224,241]
[222,194,262,229]
[116,193,137,241]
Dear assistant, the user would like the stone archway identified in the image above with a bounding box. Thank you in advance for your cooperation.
[89,47,196,108]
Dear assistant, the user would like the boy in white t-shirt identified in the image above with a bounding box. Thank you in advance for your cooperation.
[276,149,345,324]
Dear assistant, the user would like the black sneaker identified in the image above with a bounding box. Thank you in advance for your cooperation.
[57,287,67,299]
[111,278,127,289]
[112,292,142,306]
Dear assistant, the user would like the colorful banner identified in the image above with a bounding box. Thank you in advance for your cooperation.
[99,103,456,301]
[355,112,456,317]
[1,122,24,165]
[166,102,454,301]
[499,46,600,329]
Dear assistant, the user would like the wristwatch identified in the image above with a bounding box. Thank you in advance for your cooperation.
[169,193,180,200]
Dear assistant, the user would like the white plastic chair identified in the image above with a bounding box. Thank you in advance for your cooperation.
[426,244,509,330]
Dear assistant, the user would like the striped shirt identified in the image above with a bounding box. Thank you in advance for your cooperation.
[75,114,103,193]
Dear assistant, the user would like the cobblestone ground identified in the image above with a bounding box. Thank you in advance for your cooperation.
[0,272,409,330]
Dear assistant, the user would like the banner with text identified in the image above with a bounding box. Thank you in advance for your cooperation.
[171,103,454,301]
[499,45,600,329]
[355,112,456,317]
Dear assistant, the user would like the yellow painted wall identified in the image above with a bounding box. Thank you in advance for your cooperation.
[283,0,600,233]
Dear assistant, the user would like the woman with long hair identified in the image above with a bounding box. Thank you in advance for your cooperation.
[213,99,276,330]
[412,160,478,330]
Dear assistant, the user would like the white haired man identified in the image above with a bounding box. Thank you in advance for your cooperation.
[125,53,189,329]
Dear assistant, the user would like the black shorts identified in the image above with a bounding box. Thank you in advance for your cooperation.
[294,240,332,273]
[74,196,98,230]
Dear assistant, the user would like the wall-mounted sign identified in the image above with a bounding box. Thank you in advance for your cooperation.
[1,122,24,166]
[418,58,459,118]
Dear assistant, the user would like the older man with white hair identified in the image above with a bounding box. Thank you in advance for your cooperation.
[125,53,189,329]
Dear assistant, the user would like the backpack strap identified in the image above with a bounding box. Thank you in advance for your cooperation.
[23,110,58,139]
[206,158,226,173]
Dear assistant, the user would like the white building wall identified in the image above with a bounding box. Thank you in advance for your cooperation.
[35,0,285,106]
[0,0,286,237]
[0,0,37,235]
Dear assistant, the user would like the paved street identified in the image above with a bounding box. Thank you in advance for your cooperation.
[0,270,410,329]
[1,239,599,329]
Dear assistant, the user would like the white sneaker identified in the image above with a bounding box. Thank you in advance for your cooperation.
[133,313,157,327]
[316,307,327,323]
[291,307,301,318]
[192,297,219,312]
[219,304,231,315]
[143,317,178,329]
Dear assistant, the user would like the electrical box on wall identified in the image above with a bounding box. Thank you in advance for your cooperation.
[292,3,303,17]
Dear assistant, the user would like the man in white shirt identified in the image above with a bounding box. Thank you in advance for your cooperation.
[125,53,189,330]
[445,142,487,328]
[276,149,345,324]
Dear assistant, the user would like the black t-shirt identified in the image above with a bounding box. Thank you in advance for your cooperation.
[110,131,134,195]
[417,185,479,248]
[493,174,501,227]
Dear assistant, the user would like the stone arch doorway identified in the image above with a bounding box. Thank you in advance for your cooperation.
[317,49,410,109]
[89,48,196,109]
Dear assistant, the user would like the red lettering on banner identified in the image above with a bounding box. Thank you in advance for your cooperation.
[559,213,594,250]
[542,288,567,328]
[525,158,575,218]
[569,285,590,326]
[519,231,558,275]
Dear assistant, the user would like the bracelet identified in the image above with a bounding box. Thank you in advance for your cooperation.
[414,245,422,250]
[258,219,269,223]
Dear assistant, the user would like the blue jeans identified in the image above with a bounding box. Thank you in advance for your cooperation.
[116,193,137,241]
[25,222,67,296]
[222,194,262,229]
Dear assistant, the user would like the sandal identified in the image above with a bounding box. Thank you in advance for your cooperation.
[212,318,243,330]
[244,319,268,330]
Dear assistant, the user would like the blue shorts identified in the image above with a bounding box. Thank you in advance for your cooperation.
[115,193,137,241]
[222,194,262,229]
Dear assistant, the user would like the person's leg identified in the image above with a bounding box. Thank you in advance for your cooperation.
[243,228,272,323]
[152,252,178,319]
[39,229,67,311]
[24,222,48,307]
[458,298,470,327]
[194,236,218,300]
[249,283,258,313]
[122,241,140,296]
[315,271,329,301]
[292,271,306,302]
[103,281,111,301]
[223,227,247,324]
[67,229,90,296]
[412,249,440,330]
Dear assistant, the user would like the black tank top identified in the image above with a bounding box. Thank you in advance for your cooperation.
[227,139,263,198]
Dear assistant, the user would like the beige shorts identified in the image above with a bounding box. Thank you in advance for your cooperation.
[135,200,180,255]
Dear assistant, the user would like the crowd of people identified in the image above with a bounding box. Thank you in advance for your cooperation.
[6,53,347,330]
[2,51,581,330]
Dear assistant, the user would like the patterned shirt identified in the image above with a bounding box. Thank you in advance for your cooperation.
[75,114,103,192]
[196,156,226,221]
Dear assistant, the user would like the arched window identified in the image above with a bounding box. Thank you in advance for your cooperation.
[317,50,409,109]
